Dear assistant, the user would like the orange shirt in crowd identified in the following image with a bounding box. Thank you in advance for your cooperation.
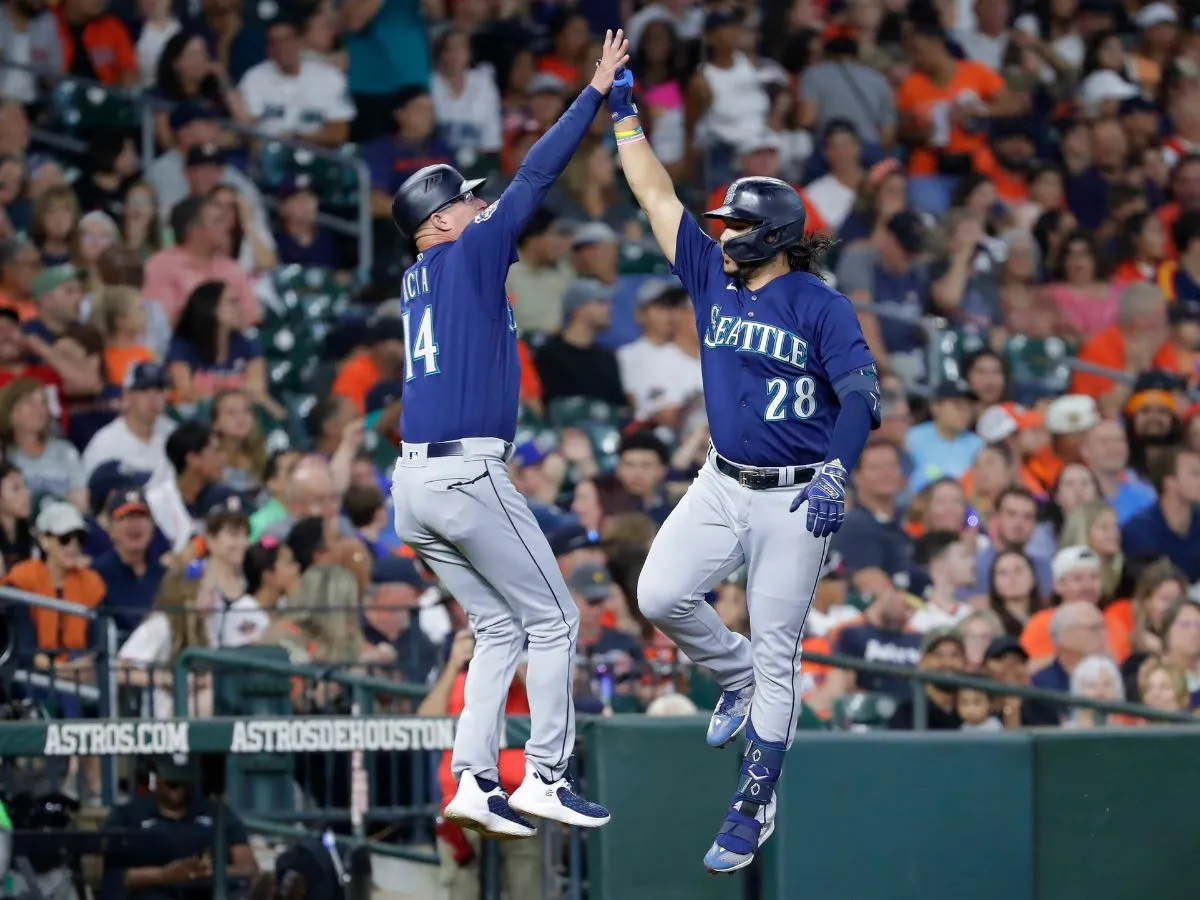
[3,560,106,658]
[517,338,543,405]
[0,292,36,322]
[896,61,1006,177]
[1022,445,1064,496]
[1103,599,1136,664]
[705,185,830,238]
[437,672,530,806]
[331,352,382,415]
[55,10,137,86]
[1019,604,1126,662]
[104,345,155,386]
[1067,324,1175,398]
[972,147,1029,204]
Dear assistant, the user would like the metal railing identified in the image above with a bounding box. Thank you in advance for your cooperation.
[0,60,374,280]
[803,648,1200,728]
[853,301,947,397]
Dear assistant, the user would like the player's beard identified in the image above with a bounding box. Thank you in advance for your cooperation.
[724,256,767,282]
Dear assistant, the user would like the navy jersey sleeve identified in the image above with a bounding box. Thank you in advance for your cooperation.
[459,86,605,286]
[669,212,723,303]
[816,292,875,383]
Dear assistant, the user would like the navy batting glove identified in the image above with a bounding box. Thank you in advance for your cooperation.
[609,68,638,122]
[789,461,848,538]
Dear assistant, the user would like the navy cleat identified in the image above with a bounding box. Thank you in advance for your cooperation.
[707,683,755,748]
[703,721,785,874]
[509,760,611,828]
[445,772,537,840]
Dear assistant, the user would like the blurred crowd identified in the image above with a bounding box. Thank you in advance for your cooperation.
[1,0,1200,889]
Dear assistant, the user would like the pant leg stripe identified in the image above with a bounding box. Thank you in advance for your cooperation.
[483,463,574,776]
[787,536,829,745]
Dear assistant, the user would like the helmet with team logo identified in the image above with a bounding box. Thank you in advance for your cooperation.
[704,176,808,265]
[391,164,487,238]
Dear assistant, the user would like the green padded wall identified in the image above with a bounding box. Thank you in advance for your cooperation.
[760,733,1036,900]
[585,716,744,900]
[1034,729,1200,900]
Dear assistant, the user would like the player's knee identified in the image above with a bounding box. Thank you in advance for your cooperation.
[526,598,579,645]
[637,567,686,624]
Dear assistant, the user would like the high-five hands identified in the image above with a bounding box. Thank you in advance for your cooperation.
[589,29,631,95]
[609,67,637,123]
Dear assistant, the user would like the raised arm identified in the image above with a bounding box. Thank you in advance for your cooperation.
[608,71,685,264]
[461,30,629,253]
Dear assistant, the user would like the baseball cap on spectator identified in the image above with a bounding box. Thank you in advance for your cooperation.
[976,402,1044,443]
[1168,298,1200,326]
[155,753,199,785]
[931,380,977,403]
[885,211,925,255]
[169,102,216,131]
[570,222,619,250]
[125,361,170,391]
[984,635,1029,662]
[371,554,424,587]
[88,460,152,516]
[105,487,150,520]
[276,174,316,200]
[567,562,612,603]
[512,440,547,468]
[919,626,964,657]
[704,7,744,32]
[364,379,404,414]
[365,316,406,345]
[737,129,783,157]
[1119,95,1159,117]
[1077,71,1140,115]
[526,72,568,97]
[1045,395,1099,435]
[206,494,249,533]
[562,279,614,322]
[1135,1,1178,28]
[30,264,80,300]
[1051,545,1101,582]
[185,143,226,168]
[35,501,86,537]
[636,278,685,308]
[548,523,601,556]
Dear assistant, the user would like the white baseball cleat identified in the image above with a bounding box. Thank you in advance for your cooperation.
[508,761,611,828]
[444,771,537,840]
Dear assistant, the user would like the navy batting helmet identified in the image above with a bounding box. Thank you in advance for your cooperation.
[391,164,486,238]
[704,177,807,265]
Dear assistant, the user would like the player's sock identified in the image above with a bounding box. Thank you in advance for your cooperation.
[713,720,786,855]
[475,776,500,793]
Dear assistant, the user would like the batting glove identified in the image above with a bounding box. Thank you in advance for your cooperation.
[789,460,849,538]
[609,68,638,122]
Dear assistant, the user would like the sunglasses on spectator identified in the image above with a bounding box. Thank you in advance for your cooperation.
[55,530,88,547]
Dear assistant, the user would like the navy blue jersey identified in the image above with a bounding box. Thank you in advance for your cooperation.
[671,214,875,467]
[399,86,605,444]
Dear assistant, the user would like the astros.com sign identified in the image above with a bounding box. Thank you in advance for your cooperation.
[43,722,190,756]
[41,718,471,756]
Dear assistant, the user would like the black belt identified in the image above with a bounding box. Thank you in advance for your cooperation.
[714,455,816,490]
[426,440,513,458]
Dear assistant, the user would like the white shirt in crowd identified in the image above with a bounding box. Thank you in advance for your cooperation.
[802,173,857,232]
[145,478,196,554]
[81,415,177,484]
[804,603,861,639]
[697,53,770,149]
[431,67,503,170]
[136,18,181,86]
[119,598,269,718]
[909,598,973,634]
[238,57,356,139]
[616,339,703,422]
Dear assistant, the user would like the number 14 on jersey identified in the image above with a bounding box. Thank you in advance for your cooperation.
[402,307,440,380]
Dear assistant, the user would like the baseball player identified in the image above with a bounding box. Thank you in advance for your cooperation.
[606,73,882,871]
[387,32,632,840]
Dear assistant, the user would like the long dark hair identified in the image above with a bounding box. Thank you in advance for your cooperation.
[632,19,685,87]
[174,280,226,365]
[155,30,221,103]
[786,233,837,278]
[987,549,1042,637]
